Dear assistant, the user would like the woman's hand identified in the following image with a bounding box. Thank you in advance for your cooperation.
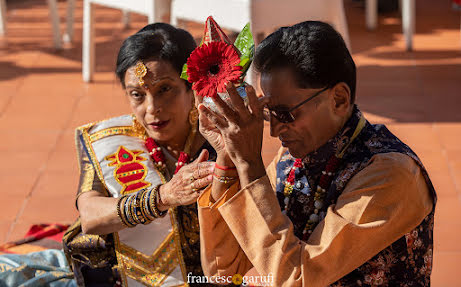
[198,83,267,187]
[157,149,215,211]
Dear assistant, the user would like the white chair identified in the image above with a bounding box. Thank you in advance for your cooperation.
[171,0,350,48]
[82,0,171,82]
[366,0,415,51]
[171,0,350,85]
[0,0,6,36]
[0,0,64,49]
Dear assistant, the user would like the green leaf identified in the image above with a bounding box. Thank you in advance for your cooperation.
[180,64,189,81]
[234,23,254,58]
[234,23,255,75]
[238,56,251,72]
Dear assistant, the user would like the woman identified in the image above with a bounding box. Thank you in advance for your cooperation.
[66,23,217,287]
[0,23,215,287]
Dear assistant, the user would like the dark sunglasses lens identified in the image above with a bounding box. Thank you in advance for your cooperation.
[274,111,294,123]
[263,108,294,123]
[262,109,271,121]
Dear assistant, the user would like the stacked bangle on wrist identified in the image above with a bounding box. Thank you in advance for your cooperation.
[151,185,167,218]
[213,173,238,184]
[117,196,135,227]
[116,185,167,228]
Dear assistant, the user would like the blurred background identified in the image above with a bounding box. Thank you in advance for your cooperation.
[0,0,460,285]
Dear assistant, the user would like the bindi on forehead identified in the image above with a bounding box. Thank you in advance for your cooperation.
[125,60,177,88]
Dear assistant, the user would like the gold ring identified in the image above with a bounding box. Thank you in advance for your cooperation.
[190,175,195,182]
[192,188,198,192]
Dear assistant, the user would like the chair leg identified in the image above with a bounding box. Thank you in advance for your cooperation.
[402,0,415,51]
[122,10,130,29]
[83,0,95,82]
[149,0,171,23]
[47,0,62,49]
[64,0,75,43]
[0,0,6,36]
[366,0,378,30]
[336,0,351,51]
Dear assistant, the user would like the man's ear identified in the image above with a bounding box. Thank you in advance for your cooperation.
[331,82,351,116]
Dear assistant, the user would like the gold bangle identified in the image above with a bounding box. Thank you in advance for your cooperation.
[138,189,151,224]
[149,187,159,218]
[152,185,167,218]
[213,173,238,184]
[117,195,134,227]
[124,194,136,226]
[142,188,156,221]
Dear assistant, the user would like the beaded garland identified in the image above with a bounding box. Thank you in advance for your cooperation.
[282,116,367,241]
[282,156,341,240]
[144,137,190,174]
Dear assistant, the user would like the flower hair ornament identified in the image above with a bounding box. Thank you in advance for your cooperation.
[181,16,255,111]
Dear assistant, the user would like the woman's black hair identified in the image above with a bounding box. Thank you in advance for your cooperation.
[254,21,356,103]
[116,23,196,88]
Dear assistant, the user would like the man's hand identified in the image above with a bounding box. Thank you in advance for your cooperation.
[198,82,267,187]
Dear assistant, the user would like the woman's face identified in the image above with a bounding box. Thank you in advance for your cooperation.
[124,60,193,146]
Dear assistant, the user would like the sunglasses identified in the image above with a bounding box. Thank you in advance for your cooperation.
[262,87,329,123]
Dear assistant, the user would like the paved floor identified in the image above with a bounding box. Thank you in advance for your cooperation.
[0,0,460,285]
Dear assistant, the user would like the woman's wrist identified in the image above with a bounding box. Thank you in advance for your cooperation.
[157,185,170,212]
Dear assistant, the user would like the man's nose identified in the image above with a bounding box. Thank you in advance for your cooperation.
[269,116,286,138]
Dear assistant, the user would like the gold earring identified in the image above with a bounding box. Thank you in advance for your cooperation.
[132,115,146,138]
[189,105,199,127]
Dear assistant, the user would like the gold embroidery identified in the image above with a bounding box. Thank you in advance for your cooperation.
[105,146,151,194]
[80,162,96,193]
[89,126,143,143]
[117,231,179,286]
[80,127,111,196]
[77,115,191,286]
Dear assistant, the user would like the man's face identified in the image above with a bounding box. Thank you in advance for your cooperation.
[260,68,344,159]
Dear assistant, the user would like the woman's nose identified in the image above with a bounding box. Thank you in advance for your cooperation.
[145,95,161,115]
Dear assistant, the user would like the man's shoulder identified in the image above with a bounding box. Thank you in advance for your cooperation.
[368,152,421,177]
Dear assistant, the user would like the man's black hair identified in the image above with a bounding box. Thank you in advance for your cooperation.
[115,23,196,88]
[254,21,356,103]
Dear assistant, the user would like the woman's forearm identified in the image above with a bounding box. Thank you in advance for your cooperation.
[77,191,127,235]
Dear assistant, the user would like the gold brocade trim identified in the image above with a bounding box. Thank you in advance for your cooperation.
[89,126,143,143]
[79,126,111,196]
[117,231,179,286]
[80,162,96,193]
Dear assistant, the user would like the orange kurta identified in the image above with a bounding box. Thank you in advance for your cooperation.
[198,150,433,286]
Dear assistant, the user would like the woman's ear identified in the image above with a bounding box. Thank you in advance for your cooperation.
[331,82,351,117]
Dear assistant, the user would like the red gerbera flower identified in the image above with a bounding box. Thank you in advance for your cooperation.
[187,41,242,98]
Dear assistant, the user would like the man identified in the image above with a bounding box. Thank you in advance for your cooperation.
[196,21,435,286]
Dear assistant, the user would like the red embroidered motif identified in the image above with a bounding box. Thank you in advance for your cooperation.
[106,146,151,194]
